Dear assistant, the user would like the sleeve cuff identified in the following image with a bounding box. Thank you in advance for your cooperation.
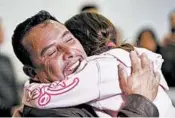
[118,94,159,117]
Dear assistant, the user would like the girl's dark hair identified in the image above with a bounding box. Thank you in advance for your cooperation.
[65,12,134,56]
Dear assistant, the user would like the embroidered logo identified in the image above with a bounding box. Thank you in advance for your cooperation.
[25,77,79,106]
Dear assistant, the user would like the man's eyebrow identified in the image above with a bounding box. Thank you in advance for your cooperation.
[41,43,55,56]
[61,30,70,38]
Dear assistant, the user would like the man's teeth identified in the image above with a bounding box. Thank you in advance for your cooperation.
[69,61,80,71]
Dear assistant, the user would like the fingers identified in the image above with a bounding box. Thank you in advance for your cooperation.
[118,64,128,92]
[140,53,150,70]
[130,51,141,73]
[155,71,161,83]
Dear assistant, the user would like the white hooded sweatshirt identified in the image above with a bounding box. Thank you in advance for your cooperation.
[23,47,175,117]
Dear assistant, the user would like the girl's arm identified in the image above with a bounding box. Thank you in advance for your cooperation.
[23,56,120,109]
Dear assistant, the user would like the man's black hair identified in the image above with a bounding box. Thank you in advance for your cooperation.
[12,10,58,67]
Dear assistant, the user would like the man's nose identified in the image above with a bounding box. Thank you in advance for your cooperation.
[62,46,75,60]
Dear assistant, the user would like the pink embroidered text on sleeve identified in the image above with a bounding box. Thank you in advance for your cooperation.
[25,77,79,106]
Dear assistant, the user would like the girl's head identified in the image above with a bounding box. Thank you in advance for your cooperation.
[65,12,118,56]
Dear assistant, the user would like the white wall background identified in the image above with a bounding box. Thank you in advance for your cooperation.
[0,0,174,82]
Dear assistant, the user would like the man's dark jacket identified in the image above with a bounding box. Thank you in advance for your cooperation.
[22,94,159,117]
[161,44,175,87]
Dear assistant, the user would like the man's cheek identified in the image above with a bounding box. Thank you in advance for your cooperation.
[45,60,59,75]
[37,71,50,83]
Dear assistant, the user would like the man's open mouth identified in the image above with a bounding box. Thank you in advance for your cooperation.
[64,60,81,76]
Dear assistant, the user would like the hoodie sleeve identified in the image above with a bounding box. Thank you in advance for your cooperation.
[23,56,119,109]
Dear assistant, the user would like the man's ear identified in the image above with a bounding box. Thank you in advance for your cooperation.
[23,65,36,78]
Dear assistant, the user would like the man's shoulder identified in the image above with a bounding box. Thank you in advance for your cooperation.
[23,104,98,117]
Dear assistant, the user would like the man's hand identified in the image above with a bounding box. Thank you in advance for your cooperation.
[12,105,23,117]
[118,51,160,101]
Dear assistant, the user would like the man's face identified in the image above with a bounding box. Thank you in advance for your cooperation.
[22,20,87,82]
[84,8,98,13]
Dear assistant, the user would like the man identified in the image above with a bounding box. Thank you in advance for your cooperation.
[162,10,175,46]
[0,19,20,117]
[12,11,159,117]
[161,10,175,87]
[80,4,99,13]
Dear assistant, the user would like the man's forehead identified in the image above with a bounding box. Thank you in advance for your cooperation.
[26,20,66,39]
[23,20,68,51]
[37,20,65,29]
